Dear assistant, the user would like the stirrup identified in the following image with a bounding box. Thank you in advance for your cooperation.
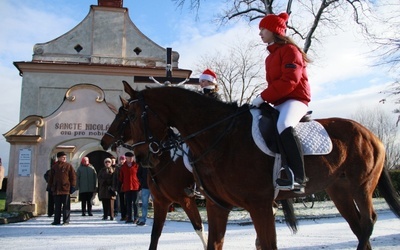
[276,179,305,194]
[276,168,305,194]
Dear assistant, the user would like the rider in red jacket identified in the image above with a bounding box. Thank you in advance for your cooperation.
[252,12,311,193]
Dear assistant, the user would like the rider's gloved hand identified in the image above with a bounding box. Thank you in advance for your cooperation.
[251,96,265,107]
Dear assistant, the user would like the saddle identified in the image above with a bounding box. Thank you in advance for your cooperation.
[253,103,332,156]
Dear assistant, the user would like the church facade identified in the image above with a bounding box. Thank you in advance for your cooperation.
[3,0,196,215]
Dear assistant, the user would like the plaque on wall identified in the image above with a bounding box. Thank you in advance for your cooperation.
[18,148,31,176]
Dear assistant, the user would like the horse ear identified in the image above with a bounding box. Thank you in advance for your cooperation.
[119,96,128,107]
[122,80,135,98]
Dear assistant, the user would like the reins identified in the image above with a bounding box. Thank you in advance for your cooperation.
[127,93,252,212]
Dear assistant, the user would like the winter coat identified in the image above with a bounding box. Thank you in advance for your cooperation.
[76,164,98,193]
[260,43,311,106]
[137,165,149,189]
[119,161,140,192]
[48,161,76,195]
[98,165,116,200]
[202,89,221,100]
[112,165,123,193]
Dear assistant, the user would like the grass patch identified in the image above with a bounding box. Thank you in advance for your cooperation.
[0,192,6,211]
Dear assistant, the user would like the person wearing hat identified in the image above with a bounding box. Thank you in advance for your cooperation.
[252,12,311,193]
[119,152,140,223]
[182,69,221,199]
[199,68,221,100]
[112,155,127,220]
[98,157,117,220]
[48,151,76,225]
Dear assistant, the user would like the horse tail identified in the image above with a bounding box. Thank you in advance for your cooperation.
[377,167,400,218]
[280,199,298,233]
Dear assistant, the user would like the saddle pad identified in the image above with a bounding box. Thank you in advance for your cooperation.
[250,109,332,156]
[296,120,333,155]
[181,143,193,173]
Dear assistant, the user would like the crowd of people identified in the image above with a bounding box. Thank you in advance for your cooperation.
[45,151,151,226]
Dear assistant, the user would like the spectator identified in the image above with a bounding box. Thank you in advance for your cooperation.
[119,152,140,224]
[137,165,150,226]
[44,167,55,217]
[98,158,116,220]
[113,155,127,221]
[76,157,97,216]
[110,155,118,216]
[48,152,76,225]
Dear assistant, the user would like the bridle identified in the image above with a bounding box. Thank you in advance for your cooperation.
[127,92,251,163]
[127,91,252,211]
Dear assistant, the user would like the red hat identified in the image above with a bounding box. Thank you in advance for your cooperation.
[199,69,217,84]
[259,12,289,36]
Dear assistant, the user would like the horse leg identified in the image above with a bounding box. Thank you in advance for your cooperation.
[205,202,230,250]
[179,197,207,249]
[149,198,171,250]
[249,204,277,250]
[326,185,376,250]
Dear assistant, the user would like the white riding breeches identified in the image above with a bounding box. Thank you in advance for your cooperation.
[274,99,308,134]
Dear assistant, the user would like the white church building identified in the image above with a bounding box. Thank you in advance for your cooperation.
[3,0,197,215]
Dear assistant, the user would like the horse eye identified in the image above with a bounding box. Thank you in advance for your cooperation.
[128,114,136,121]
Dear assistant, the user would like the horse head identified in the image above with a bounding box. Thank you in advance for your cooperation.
[123,80,170,168]
[100,96,131,150]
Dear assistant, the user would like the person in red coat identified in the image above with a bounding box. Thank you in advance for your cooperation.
[252,12,311,193]
[119,151,140,223]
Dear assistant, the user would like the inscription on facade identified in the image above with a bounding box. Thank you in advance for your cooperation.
[18,148,32,177]
[54,122,110,137]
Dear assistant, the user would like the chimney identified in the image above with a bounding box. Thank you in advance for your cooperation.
[98,0,123,8]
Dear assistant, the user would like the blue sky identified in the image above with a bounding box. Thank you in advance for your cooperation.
[0,0,398,174]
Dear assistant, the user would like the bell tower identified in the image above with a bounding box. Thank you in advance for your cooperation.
[98,0,123,8]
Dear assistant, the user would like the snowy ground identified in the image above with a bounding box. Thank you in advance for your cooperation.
[0,199,399,249]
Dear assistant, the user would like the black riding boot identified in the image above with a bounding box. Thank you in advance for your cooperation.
[276,127,307,190]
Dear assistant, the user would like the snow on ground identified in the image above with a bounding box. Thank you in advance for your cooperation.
[0,199,399,249]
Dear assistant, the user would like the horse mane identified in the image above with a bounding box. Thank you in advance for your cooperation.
[140,86,248,111]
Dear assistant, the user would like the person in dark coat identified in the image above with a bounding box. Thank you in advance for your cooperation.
[113,155,126,220]
[198,68,221,100]
[44,168,55,217]
[98,158,116,220]
[76,157,97,216]
[48,151,76,225]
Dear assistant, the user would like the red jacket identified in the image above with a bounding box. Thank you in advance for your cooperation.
[260,43,311,106]
[119,161,140,192]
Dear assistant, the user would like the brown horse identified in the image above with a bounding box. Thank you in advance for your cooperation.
[100,99,207,250]
[123,81,400,250]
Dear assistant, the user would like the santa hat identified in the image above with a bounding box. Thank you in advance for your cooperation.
[259,12,289,36]
[199,69,217,84]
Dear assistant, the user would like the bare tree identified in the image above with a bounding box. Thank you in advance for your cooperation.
[194,40,265,105]
[173,0,376,54]
[351,106,400,170]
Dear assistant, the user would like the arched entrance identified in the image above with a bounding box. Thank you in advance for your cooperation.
[86,150,114,174]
